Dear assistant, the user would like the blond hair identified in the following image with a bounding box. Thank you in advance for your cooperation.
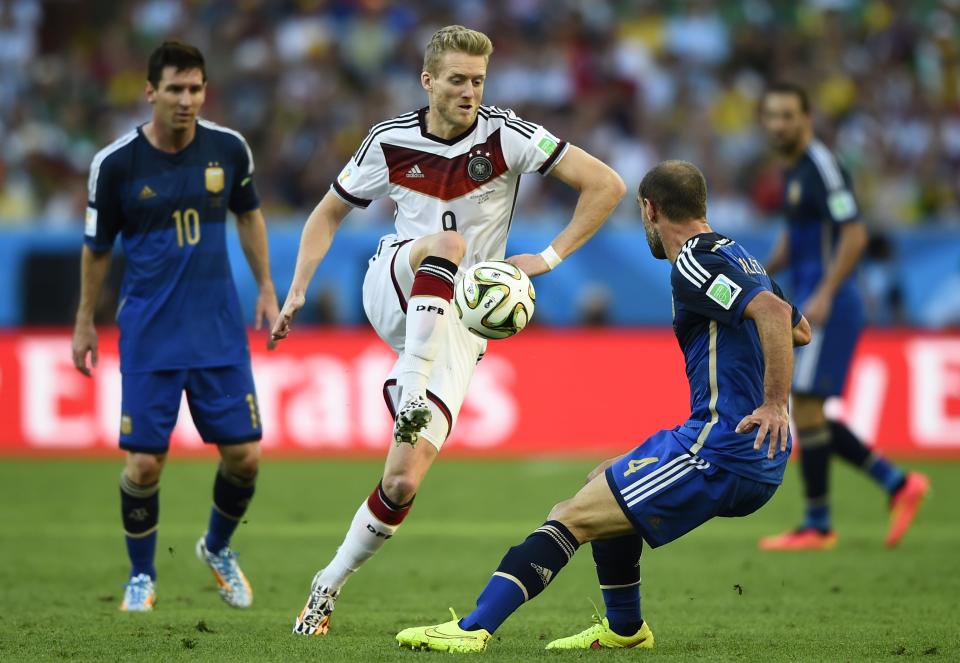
[423,25,493,75]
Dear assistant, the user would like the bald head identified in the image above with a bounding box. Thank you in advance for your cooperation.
[638,160,707,223]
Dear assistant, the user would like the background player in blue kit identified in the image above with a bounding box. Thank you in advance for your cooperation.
[395,160,811,653]
[757,83,929,551]
[71,42,279,611]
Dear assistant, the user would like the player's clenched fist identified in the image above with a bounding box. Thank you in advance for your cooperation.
[271,292,306,342]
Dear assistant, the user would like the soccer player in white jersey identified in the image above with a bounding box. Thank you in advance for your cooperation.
[271,25,625,635]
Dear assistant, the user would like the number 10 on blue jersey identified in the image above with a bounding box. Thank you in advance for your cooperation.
[172,208,200,247]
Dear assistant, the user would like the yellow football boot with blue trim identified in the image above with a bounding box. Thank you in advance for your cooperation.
[396,608,491,653]
[546,615,654,650]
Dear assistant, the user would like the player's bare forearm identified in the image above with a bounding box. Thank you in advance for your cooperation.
[747,292,794,406]
[816,220,867,297]
[235,208,275,293]
[72,245,112,376]
[802,221,867,325]
[546,145,626,259]
[272,192,351,341]
[738,291,794,457]
[288,192,350,297]
[75,246,112,325]
[764,230,790,275]
[237,208,280,347]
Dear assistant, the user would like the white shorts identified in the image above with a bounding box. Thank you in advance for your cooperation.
[362,234,487,450]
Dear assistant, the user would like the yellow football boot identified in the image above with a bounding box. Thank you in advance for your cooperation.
[396,608,491,653]
[546,615,654,650]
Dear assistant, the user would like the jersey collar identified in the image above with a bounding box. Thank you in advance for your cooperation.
[137,122,199,159]
[418,106,478,146]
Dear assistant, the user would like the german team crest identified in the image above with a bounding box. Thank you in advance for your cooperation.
[467,153,493,182]
[205,166,225,193]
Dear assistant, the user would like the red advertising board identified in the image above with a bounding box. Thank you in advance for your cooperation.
[0,328,958,457]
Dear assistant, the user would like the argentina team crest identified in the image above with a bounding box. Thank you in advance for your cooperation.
[787,179,802,205]
[467,149,493,182]
[205,164,225,193]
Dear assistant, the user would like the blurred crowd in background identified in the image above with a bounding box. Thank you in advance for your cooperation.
[2,0,960,231]
[1,0,959,329]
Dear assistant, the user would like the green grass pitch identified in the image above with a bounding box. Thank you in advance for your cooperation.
[1,457,958,661]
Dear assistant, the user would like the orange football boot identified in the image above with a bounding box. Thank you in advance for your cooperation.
[885,472,930,548]
[759,527,838,551]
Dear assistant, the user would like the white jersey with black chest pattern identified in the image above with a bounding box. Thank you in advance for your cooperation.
[332,105,569,270]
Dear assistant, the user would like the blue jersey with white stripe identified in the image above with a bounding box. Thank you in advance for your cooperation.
[782,140,861,301]
[671,233,799,485]
[85,120,260,373]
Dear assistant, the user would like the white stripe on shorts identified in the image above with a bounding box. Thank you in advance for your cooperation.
[621,457,709,505]
[624,458,710,508]
[618,454,690,496]
[794,326,824,392]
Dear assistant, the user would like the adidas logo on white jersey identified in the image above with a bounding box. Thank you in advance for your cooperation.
[405,164,425,179]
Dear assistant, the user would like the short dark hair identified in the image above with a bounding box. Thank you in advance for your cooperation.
[638,160,707,222]
[147,41,206,88]
[762,81,810,114]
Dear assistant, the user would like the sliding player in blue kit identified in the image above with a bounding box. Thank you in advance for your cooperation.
[71,42,279,612]
[395,160,811,652]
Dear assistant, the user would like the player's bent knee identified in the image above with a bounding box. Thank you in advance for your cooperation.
[547,497,609,544]
[792,396,826,429]
[225,455,259,480]
[381,473,418,505]
[219,442,260,479]
[429,230,465,263]
[547,499,581,529]
[126,452,165,484]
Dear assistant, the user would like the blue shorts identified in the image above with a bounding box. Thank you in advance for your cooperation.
[119,364,262,453]
[605,429,778,548]
[792,291,864,397]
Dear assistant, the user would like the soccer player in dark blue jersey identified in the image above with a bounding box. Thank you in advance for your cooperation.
[757,82,929,552]
[70,42,279,612]
[395,161,811,653]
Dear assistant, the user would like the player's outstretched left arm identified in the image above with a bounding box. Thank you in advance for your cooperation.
[506,146,625,277]
[736,291,795,459]
[236,208,280,350]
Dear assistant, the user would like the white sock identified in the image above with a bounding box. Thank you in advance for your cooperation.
[316,500,399,591]
[398,294,449,400]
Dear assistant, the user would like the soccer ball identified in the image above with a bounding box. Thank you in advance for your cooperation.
[454,260,536,340]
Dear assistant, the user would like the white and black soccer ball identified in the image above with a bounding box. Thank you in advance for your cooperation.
[454,261,536,340]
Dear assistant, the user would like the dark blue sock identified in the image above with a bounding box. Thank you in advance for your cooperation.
[803,502,830,533]
[461,520,580,634]
[829,421,906,494]
[120,473,159,580]
[865,456,906,494]
[592,535,643,636]
[799,426,831,532]
[205,464,256,554]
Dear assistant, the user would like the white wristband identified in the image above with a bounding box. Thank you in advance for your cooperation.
[540,245,562,270]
